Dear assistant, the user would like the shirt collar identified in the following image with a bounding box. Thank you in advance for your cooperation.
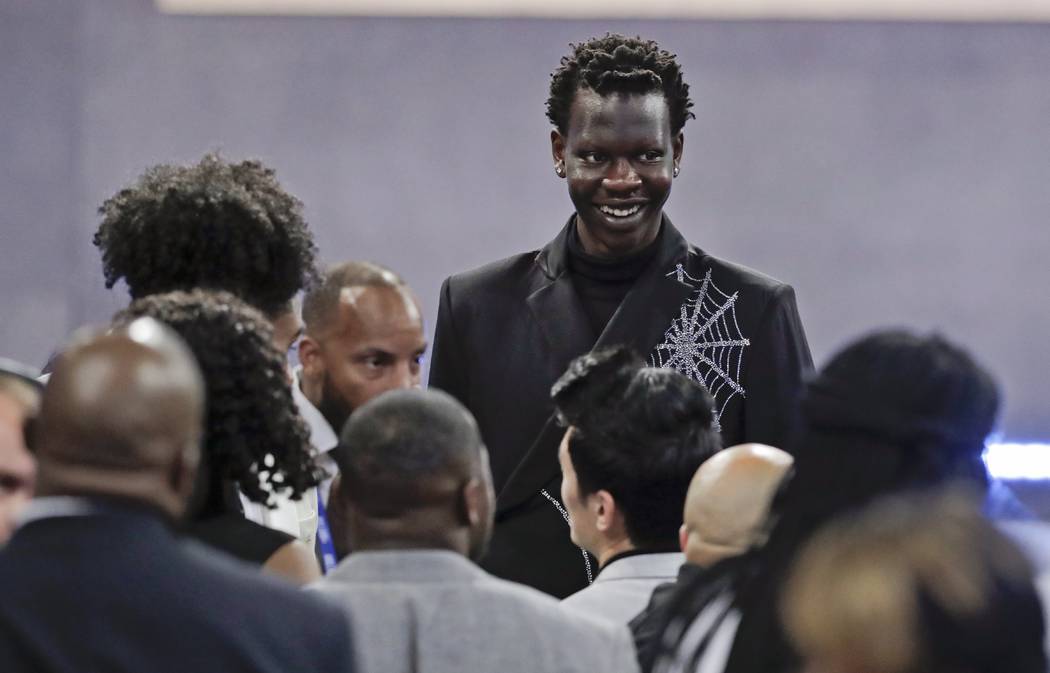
[322,549,484,585]
[17,495,170,529]
[595,550,685,583]
[291,367,339,455]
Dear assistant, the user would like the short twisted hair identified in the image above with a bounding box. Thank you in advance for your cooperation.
[95,153,318,317]
[547,34,695,135]
[116,290,319,504]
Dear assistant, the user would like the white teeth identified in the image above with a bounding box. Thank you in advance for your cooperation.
[598,204,642,217]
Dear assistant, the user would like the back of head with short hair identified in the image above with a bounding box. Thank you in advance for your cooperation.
[336,388,484,519]
[301,260,406,336]
[33,319,204,516]
[552,346,722,548]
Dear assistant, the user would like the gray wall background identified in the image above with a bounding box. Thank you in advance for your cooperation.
[2,0,1048,440]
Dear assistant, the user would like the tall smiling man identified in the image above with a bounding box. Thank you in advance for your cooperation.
[430,35,812,597]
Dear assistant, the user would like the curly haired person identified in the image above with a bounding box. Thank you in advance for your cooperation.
[94,152,317,356]
[117,290,322,585]
[94,152,320,546]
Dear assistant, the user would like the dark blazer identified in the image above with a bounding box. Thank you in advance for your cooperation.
[429,217,812,597]
[0,503,355,673]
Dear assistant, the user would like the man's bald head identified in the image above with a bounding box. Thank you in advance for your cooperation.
[336,389,494,560]
[34,319,205,519]
[681,443,794,567]
[301,261,407,337]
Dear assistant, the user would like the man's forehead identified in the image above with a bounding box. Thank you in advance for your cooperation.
[569,90,670,137]
[337,285,421,322]
[327,284,424,344]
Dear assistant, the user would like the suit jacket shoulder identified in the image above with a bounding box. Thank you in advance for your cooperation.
[312,552,638,673]
[444,250,542,297]
[697,249,792,293]
[0,514,354,673]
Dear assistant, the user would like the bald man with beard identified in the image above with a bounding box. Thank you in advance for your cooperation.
[0,320,355,673]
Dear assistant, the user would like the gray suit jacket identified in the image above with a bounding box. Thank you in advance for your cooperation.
[310,549,640,673]
[562,552,685,626]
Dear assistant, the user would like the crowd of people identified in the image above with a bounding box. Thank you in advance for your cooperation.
[1,33,1047,673]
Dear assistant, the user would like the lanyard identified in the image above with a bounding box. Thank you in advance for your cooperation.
[315,490,338,574]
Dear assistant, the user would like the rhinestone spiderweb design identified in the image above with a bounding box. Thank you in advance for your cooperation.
[649,265,750,425]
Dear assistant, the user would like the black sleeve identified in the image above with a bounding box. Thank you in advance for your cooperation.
[742,284,813,451]
[428,276,469,404]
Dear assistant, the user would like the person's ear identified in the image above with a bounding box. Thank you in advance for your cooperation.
[679,523,689,554]
[298,335,324,379]
[169,442,200,517]
[551,130,567,177]
[594,489,617,533]
[672,132,684,171]
[461,477,485,527]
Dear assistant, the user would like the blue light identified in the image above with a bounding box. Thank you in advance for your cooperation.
[984,442,1050,480]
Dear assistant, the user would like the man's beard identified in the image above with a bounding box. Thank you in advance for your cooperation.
[316,372,354,435]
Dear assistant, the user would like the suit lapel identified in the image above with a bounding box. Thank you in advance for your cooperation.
[497,219,589,516]
[496,217,695,516]
[524,219,596,385]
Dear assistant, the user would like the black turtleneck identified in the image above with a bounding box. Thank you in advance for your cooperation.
[566,222,663,339]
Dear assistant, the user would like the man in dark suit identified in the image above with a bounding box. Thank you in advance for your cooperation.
[429,34,813,598]
[0,320,355,673]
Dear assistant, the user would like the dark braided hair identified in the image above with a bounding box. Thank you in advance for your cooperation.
[95,153,318,317]
[547,34,695,135]
[115,290,320,506]
[552,346,721,548]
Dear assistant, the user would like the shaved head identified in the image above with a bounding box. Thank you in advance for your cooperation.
[336,389,494,560]
[301,261,407,337]
[34,319,204,518]
[682,443,793,567]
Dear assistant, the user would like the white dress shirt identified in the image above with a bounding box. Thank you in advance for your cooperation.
[240,367,338,548]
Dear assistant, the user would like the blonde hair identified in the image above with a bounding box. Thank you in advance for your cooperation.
[782,488,1039,673]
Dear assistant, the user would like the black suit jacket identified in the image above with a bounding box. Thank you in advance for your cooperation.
[429,217,812,597]
[0,503,355,673]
